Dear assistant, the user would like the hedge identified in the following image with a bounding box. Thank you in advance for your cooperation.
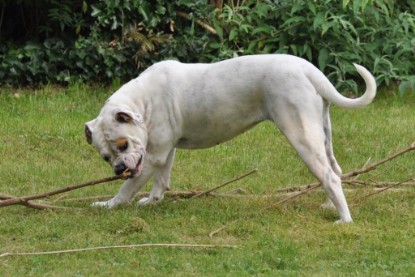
[0,0,414,94]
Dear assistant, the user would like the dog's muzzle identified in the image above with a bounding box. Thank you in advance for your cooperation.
[114,155,143,177]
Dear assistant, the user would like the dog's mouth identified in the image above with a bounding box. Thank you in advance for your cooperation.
[129,156,143,178]
[115,155,143,178]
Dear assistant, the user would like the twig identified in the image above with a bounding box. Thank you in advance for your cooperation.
[266,182,321,210]
[209,226,228,238]
[0,194,70,210]
[55,190,211,203]
[192,169,258,198]
[0,172,130,208]
[0,243,236,258]
[343,142,415,178]
[353,178,414,201]
[269,142,415,205]
[342,179,415,187]
[274,183,316,193]
[176,11,217,35]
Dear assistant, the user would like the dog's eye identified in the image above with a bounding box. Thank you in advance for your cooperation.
[103,155,111,162]
[119,141,128,152]
[115,137,129,152]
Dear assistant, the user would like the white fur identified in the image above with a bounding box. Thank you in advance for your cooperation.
[86,54,376,223]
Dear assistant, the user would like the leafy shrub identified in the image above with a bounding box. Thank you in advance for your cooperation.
[0,0,414,95]
[202,0,415,94]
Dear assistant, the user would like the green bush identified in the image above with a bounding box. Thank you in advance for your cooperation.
[0,0,414,94]
[202,0,415,94]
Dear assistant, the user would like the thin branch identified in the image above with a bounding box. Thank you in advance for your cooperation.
[0,243,236,258]
[192,169,257,198]
[343,142,415,178]
[0,172,130,208]
[269,142,415,205]
[176,11,218,35]
[353,178,414,201]
[342,179,415,187]
[0,194,70,210]
[266,182,321,210]
[209,226,227,238]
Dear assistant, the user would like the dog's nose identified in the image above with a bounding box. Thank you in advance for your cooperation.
[114,162,127,175]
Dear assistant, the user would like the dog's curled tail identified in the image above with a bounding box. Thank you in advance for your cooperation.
[312,63,377,109]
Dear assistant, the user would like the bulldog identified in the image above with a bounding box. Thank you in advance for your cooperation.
[85,54,376,223]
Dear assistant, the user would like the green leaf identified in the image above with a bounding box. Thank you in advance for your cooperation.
[91,5,100,17]
[252,25,273,35]
[212,19,223,41]
[313,12,326,30]
[318,48,329,71]
[321,21,331,36]
[291,2,303,14]
[307,1,316,15]
[111,17,118,30]
[342,0,350,9]
[229,29,238,41]
[82,1,88,13]
[208,42,222,49]
[283,16,305,26]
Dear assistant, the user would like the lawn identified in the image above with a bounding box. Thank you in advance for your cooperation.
[0,84,414,276]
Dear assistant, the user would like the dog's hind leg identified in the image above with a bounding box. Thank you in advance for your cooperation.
[323,104,342,177]
[321,104,343,210]
[270,104,352,223]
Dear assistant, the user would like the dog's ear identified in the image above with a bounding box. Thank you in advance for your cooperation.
[115,111,144,125]
[115,112,134,123]
[85,119,96,144]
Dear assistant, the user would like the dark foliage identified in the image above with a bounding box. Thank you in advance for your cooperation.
[0,0,414,94]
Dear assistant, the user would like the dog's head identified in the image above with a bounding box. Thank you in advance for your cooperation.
[85,106,147,178]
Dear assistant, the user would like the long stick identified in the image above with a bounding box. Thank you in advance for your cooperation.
[0,194,70,210]
[353,177,414,201]
[0,173,129,208]
[265,182,321,210]
[0,243,236,258]
[192,169,258,198]
[270,142,415,204]
[343,142,415,178]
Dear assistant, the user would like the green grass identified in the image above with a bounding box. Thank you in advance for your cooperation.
[0,85,414,276]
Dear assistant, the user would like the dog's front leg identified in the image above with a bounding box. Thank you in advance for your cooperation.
[92,165,156,208]
[137,149,176,206]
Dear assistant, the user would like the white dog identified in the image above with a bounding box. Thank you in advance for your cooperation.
[85,54,376,223]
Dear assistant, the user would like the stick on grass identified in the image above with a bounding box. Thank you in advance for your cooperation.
[192,169,258,198]
[0,194,70,210]
[268,142,415,205]
[0,243,236,258]
[353,177,414,201]
[343,142,415,178]
[0,172,130,208]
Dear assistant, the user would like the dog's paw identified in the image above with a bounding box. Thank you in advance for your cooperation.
[335,218,353,224]
[137,196,162,206]
[91,200,114,209]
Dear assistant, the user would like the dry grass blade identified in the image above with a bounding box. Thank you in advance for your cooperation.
[0,243,237,258]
